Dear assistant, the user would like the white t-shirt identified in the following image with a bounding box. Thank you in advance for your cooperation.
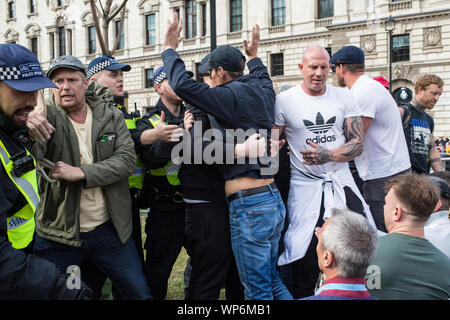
[69,104,109,232]
[350,75,411,180]
[275,84,376,264]
[275,84,362,176]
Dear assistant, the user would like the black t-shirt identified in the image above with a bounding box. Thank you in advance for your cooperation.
[401,103,435,174]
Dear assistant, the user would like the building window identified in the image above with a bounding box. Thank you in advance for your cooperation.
[318,0,334,19]
[186,0,197,39]
[29,0,37,14]
[115,20,124,50]
[392,34,410,62]
[30,37,38,56]
[272,0,285,26]
[8,1,15,19]
[145,14,156,45]
[145,68,154,88]
[230,0,242,32]
[57,0,63,7]
[271,53,284,76]
[88,26,96,55]
[49,33,55,59]
[201,3,207,36]
[58,27,66,56]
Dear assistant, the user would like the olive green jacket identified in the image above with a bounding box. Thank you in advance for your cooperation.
[31,82,136,246]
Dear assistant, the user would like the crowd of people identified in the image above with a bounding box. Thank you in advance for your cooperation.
[1,13,449,300]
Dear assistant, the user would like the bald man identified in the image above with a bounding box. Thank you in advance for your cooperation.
[274,45,376,298]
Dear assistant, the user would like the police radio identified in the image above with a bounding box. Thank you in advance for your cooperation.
[11,152,35,177]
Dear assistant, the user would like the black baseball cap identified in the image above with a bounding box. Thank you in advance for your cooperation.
[198,46,245,74]
[46,55,86,79]
[330,45,365,65]
[0,43,57,92]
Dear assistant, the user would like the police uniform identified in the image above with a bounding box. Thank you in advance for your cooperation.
[0,43,91,299]
[134,98,186,300]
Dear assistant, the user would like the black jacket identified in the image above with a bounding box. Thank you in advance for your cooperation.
[132,99,184,208]
[0,111,60,299]
[162,49,276,180]
[178,106,227,203]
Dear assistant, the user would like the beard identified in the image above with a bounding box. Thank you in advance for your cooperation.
[337,74,346,88]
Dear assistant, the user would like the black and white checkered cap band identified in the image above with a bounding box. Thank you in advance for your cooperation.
[0,63,44,81]
[87,60,114,79]
[0,67,22,81]
[154,71,167,85]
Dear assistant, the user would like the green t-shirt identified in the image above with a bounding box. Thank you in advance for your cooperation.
[367,233,450,300]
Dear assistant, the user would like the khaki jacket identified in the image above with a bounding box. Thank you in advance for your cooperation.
[31,82,136,246]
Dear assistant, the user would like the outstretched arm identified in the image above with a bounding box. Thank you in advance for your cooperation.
[301,116,364,165]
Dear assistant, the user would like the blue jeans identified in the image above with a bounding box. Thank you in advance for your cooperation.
[228,185,293,300]
[34,220,152,300]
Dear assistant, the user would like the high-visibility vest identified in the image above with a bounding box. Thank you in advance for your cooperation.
[147,113,180,186]
[124,117,145,190]
[0,138,39,249]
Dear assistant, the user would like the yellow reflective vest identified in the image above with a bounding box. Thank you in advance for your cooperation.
[0,138,38,249]
[147,114,181,186]
[124,117,145,190]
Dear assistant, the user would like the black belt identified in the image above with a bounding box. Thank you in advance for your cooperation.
[227,182,276,203]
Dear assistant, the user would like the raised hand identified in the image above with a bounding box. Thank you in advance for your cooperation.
[163,11,183,51]
[243,24,260,60]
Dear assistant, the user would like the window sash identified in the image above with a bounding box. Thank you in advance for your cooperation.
[230,0,242,32]
[146,14,156,45]
[318,0,334,19]
[186,0,197,39]
[272,0,285,26]
[88,26,96,54]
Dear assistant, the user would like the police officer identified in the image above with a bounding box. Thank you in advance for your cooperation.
[0,43,91,299]
[84,55,146,299]
[132,66,188,300]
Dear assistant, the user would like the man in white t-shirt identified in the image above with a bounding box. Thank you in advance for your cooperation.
[274,45,376,299]
[330,45,411,232]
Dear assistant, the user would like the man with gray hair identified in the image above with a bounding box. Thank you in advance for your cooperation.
[302,208,378,300]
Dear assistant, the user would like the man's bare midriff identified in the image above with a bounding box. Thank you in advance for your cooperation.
[225,176,274,196]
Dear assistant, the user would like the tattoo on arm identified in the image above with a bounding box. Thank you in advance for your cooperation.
[339,116,364,160]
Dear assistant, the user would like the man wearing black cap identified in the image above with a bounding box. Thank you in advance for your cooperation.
[31,55,151,299]
[0,43,91,299]
[161,14,292,300]
[425,174,450,258]
[330,45,411,233]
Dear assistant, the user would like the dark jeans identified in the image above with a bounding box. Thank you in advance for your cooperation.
[80,189,145,299]
[33,220,152,300]
[184,202,244,300]
[228,186,292,300]
[290,186,365,299]
[144,203,185,300]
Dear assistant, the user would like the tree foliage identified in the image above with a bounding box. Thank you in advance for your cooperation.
[89,0,128,56]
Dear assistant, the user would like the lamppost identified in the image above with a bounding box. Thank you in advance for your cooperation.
[385,15,396,93]
[210,0,216,51]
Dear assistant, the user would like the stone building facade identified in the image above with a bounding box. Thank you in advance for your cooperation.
[1,0,450,135]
